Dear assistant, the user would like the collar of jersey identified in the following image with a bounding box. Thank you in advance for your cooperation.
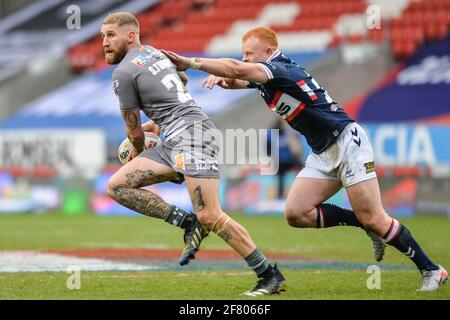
[266,49,281,63]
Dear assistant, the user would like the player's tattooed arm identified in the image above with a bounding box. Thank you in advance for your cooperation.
[192,186,205,212]
[122,108,145,153]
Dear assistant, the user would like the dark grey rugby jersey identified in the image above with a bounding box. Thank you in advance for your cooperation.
[112,45,208,139]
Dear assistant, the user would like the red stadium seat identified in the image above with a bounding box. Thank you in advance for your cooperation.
[425,23,438,41]
[436,23,449,39]
[368,28,385,43]
[65,0,450,71]
[385,0,450,60]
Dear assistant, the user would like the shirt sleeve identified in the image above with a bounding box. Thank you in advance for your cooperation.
[257,61,289,81]
[112,70,140,110]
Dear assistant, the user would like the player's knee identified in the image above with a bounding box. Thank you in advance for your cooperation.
[195,208,222,229]
[360,216,375,231]
[284,205,312,228]
[358,213,385,233]
[106,179,124,202]
[106,181,116,198]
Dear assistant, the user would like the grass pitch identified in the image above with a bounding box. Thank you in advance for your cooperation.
[0,213,449,300]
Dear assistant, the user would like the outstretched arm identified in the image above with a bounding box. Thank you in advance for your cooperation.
[161,50,269,84]
[202,75,249,90]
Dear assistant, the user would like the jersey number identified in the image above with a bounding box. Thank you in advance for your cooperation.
[277,102,291,116]
[161,74,192,103]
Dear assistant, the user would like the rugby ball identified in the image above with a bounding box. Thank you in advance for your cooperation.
[117,132,161,164]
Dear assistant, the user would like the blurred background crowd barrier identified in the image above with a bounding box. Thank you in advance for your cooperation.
[0,0,449,217]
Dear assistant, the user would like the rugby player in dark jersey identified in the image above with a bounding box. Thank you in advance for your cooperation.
[163,27,447,291]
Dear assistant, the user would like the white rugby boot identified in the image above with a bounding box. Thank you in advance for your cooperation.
[418,265,448,292]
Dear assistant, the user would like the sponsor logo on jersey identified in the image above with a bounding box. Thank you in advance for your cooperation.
[364,161,376,174]
[131,54,152,67]
[195,159,219,171]
[174,153,186,170]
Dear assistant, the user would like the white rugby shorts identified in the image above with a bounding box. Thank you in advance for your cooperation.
[297,122,377,187]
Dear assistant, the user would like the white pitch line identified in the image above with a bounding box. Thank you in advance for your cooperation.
[0,251,160,273]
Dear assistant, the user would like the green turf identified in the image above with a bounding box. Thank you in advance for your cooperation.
[0,213,449,299]
[0,270,448,300]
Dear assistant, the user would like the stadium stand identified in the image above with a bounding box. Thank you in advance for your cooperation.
[66,0,450,73]
[0,0,161,122]
[388,0,450,59]
[0,0,158,78]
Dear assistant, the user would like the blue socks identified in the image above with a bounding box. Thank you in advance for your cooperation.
[316,204,363,228]
[316,204,438,272]
[383,218,438,271]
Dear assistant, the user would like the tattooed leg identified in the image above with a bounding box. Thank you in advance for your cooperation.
[108,169,173,219]
[110,184,171,219]
[186,178,275,278]
[107,159,194,228]
[192,186,205,212]
[217,225,232,242]
[185,178,258,258]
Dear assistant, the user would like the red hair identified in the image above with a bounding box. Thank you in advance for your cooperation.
[242,26,278,48]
